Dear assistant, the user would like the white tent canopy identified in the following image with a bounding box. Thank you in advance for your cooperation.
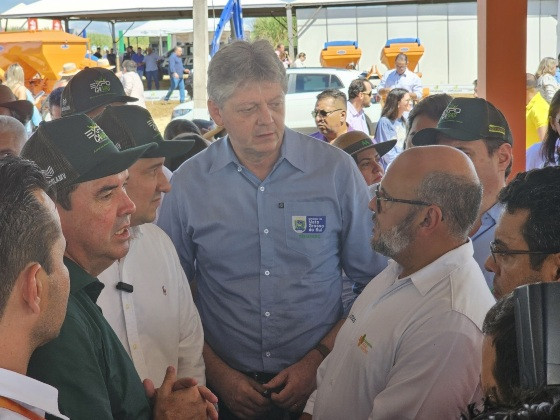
[125,18,228,37]
[0,0,289,20]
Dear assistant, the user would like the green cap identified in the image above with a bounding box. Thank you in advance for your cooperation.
[94,105,194,158]
[411,97,513,146]
[20,114,156,191]
[61,67,138,117]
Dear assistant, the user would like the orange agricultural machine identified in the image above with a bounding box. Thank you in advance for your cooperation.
[0,30,97,95]
[320,41,362,69]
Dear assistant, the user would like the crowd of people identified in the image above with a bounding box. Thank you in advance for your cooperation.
[0,38,559,420]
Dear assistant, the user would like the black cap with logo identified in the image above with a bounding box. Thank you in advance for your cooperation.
[411,97,513,146]
[95,105,194,158]
[20,114,156,191]
[60,67,138,117]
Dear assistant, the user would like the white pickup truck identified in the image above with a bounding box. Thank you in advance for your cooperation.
[171,67,381,134]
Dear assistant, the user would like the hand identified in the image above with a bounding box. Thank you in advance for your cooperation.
[219,369,272,418]
[151,366,207,420]
[172,72,179,79]
[172,378,219,420]
[184,69,190,74]
[264,352,322,412]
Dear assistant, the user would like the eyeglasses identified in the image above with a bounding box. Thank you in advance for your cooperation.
[363,91,373,97]
[489,240,559,263]
[373,184,432,213]
[311,108,343,119]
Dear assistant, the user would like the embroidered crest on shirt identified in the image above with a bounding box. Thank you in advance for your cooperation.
[358,334,372,354]
[162,285,167,296]
[292,216,326,238]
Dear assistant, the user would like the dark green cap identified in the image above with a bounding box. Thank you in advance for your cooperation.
[61,67,138,117]
[20,114,156,191]
[95,105,195,158]
[411,97,513,146]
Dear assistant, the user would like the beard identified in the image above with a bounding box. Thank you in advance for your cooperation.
[371,209,418,259]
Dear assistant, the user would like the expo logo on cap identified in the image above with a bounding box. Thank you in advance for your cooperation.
[441,106,461,120]
[43,165,66,187]
[89,78,111,94]
[84,124,109,144]
[147,119,158,132]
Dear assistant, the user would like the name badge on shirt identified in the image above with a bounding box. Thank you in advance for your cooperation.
[292,216,326,236]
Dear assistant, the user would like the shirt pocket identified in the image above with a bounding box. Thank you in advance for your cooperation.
[284,201,335,257]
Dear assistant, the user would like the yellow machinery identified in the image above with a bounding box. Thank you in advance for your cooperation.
[320,41,362,69]
[380,37,424,72]
[0,30,97,94]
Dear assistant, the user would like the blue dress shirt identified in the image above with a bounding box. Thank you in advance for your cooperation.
[158,128,387,373]
[168,53,184,75]
[472,202,504,291]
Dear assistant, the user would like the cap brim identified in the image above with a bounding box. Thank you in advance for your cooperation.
[412,127,480,146]
[78,95,139,116]
[372,139,397,157]
[142,139,195,159]
[76,143,157,184]
[0,100,33,122]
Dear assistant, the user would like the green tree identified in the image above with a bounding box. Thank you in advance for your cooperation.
[251,17,297,49]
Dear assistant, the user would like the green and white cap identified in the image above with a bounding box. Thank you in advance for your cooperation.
[21,114,156,191]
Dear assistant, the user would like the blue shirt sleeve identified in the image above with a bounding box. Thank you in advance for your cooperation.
[374,117,395,143]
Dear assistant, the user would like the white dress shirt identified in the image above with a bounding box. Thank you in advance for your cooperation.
[97,223,205,387]
[305,240,495,419]
[0,368,68,419]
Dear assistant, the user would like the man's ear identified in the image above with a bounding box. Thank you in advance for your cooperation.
[418,206,443,234]
[21,263,43,315]
[550,253,560,282]
[207,100,224,127]
[496,143,512,173]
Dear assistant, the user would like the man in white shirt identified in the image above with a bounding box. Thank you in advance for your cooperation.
[95,104,205,387]
[121,60,147,108]
[303,145,495,419]
[0,156,69,419]
[377,53,423,100]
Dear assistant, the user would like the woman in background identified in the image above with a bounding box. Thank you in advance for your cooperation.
[374,88,410,167]
[535,57,560,103]
[527,89,560,169]
[5,63,42,132]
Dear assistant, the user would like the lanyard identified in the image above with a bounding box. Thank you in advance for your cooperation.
[0,396,46,420]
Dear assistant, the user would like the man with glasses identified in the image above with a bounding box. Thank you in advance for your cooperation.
[347,79,375,135]
[303,145,495,419]
[377,53,423,101]
[485,166,560,298]
[412,97,513,290]
[310,89,351,143]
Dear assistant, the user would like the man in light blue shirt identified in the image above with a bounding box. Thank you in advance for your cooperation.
[158,39,387,420]
[412,97,514,290]
[378,53,423,100]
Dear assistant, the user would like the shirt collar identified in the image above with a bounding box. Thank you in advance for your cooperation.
[399,240,475,296]
[209,128,307,174]
[485,202,504,224]
[347,101,361,116]
[0,368,69,419]
[64,257,105,302]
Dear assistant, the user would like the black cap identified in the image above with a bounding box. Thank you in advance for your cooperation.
[411,97,513,146]
[60,67,138,117]
[95,105,195,158]
[20,114,156,191]
[332,131,397,158]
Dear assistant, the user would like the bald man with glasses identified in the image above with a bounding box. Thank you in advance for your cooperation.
[303,145,495,420]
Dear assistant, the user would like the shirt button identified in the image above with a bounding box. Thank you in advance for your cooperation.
[265,311,270,317]
[125,304,130,310]
[237,166,242,172]
[264,228,269,234]
[259,186,265,192]
[265,351,271,357]
[133,344,138,350]
[264,270,270,276]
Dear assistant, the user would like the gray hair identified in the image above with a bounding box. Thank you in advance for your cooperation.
[207,39,287,106]
[0,115,26,144]
[416,172,482,240]
[122,60,137,72]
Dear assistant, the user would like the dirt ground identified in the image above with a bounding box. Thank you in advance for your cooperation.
[145,100,178,134]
